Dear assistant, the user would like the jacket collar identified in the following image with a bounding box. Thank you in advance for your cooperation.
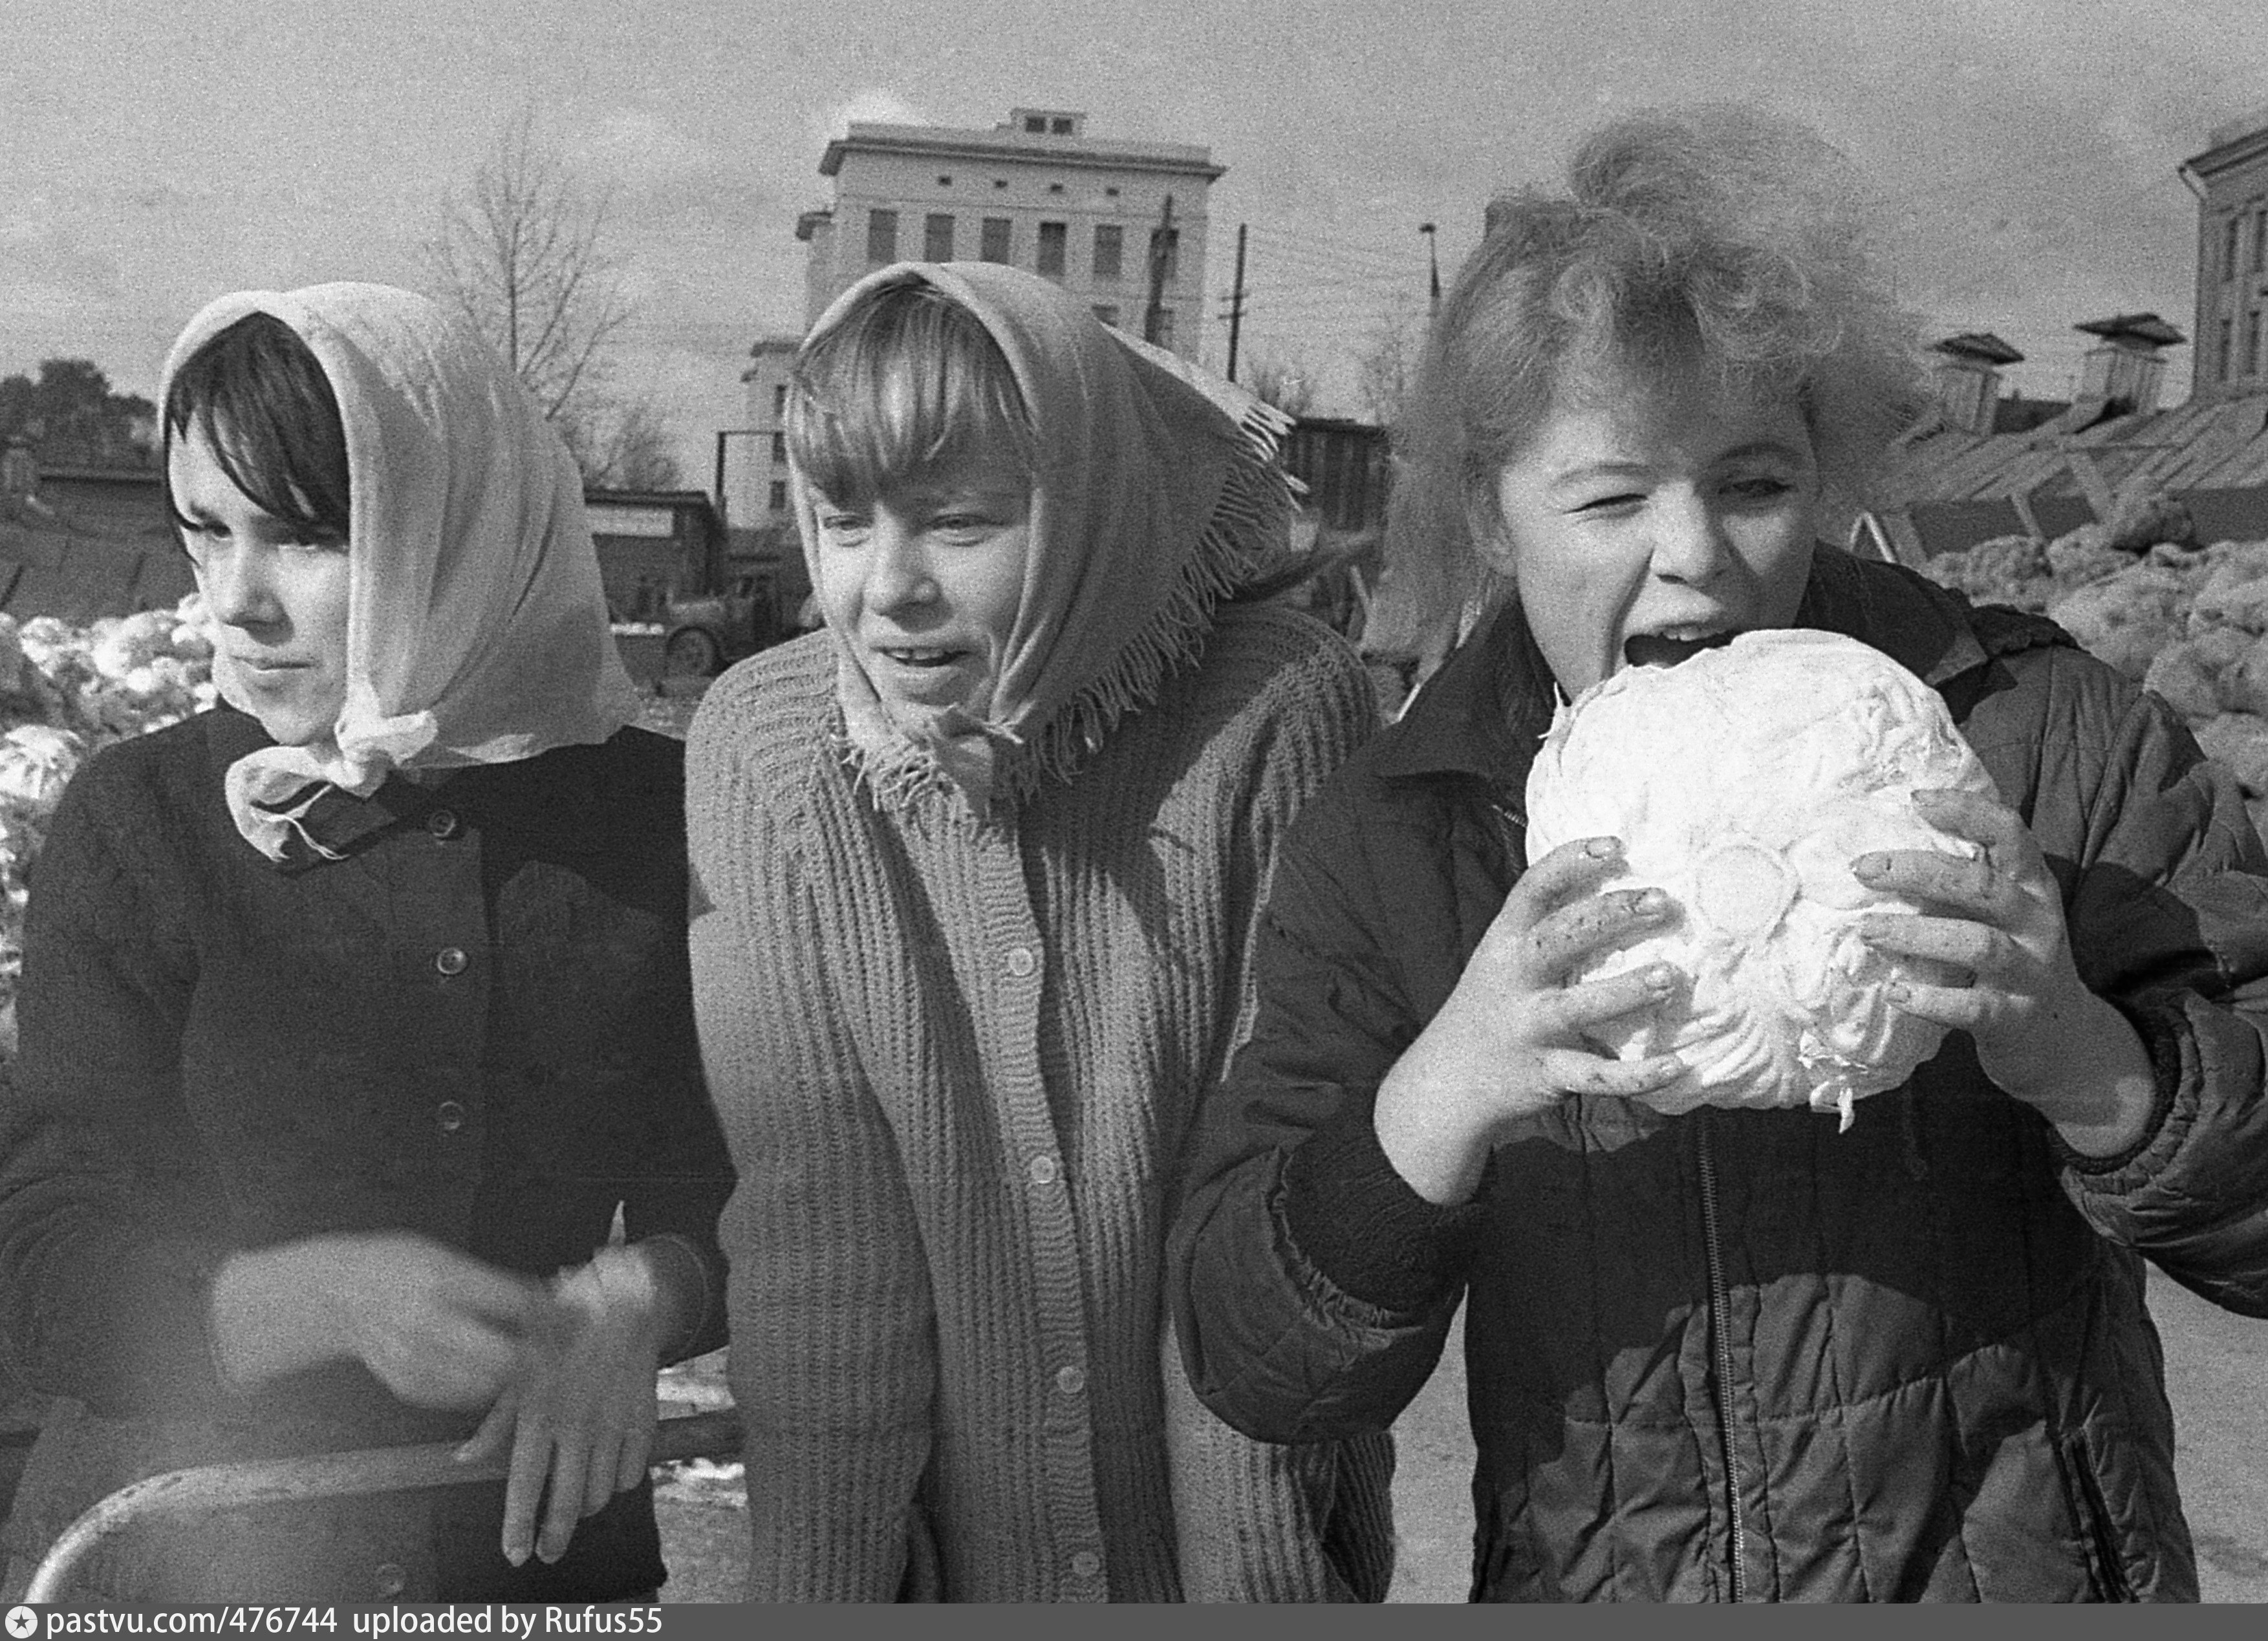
[1369,548,1993,798]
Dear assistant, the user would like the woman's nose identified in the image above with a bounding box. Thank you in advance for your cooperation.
[202,544,284,628]
[866,519,938,612]
[1650,493,1730,584]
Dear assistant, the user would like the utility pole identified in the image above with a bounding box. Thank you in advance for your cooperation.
[1224,224,1248,382]
[1144,193,1178,347]
[1420,222,1441,319]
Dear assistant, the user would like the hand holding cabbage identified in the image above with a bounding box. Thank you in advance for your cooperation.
[1379,630,2157,1205]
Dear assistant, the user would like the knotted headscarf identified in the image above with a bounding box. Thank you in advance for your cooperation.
[797,263,1297,815]
[159,283,641,861]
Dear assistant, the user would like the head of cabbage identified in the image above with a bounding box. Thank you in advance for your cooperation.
[1522,628,1998,1127]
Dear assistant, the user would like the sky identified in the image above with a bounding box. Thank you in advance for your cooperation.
[8,0,2268,509]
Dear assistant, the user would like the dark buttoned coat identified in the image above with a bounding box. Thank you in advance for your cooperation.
[0,708,731,1603]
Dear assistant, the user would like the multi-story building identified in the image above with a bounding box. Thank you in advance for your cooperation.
[732,336,801,534]
[2183,107,2268,400]
[729,108,1226,530]
[793,107,1223,358]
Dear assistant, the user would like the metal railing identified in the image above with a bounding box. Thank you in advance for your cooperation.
[23,1408,742,1605]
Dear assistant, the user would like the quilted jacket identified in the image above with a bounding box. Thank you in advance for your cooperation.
[1169,549,2268,1602]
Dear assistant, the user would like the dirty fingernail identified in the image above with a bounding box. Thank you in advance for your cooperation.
[1584,837,1620,858]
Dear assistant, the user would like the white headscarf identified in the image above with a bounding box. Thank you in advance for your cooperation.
[160,283,641,861]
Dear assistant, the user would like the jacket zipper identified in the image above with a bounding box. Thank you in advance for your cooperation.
[1695,1115,1748,1601]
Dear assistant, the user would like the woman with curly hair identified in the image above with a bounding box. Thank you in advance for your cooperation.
[1169,107,2268,1601]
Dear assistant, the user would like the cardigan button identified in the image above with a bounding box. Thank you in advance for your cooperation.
[1026,1155,1060,1186]
[436,1100,467,1134]
[1054,1364,1086,1395]
[1069,1550,1101,1579]
[434,947,469,977]
[373,1561,407,1600]
[425,808,461,840]
[1004,945,1037,978]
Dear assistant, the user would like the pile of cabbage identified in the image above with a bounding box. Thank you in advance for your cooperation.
[0,597,218,1048]
[1525,629,1993,1128]
[1924,528,2268,841]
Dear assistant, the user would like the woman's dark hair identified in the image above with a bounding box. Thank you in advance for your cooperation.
[163,311,351,541]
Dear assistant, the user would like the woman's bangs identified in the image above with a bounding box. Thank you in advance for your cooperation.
[788,283,1034,502]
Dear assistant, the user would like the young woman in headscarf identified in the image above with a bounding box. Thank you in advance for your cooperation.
[687,262,1392,1602]
[0,283,733,1603]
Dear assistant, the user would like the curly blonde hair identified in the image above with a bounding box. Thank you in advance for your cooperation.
[1380,106,1925,656]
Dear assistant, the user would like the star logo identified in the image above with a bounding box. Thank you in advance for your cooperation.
[5,1605,38,1638]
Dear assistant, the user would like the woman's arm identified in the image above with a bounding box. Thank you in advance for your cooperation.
[686,682,938,1601]
[2034,681,2268,1311]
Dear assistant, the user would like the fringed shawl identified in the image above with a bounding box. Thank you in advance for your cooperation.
[799,262,1297,819]
[160,283,640,862]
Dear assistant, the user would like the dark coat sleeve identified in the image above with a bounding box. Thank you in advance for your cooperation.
[0,751,238,1419]
[1166,778,1486,1444]
[2024,660,2268,1314]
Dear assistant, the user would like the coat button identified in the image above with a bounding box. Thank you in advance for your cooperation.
[1069,1550,1101,1579]
[373,1561,406,1599]
[434,947,469,976]
[1004,945,1037,978]
[425,808,460,840]
[436,1100,467,1133]
[1026,1155,1059,1186]
[1054,1364,1086,1395]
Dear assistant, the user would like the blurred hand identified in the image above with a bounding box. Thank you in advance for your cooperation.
[211,1232,554,1410]
[1375,835,1687,1204]
[1855,786,2155,1154]
[455,1245,666,1567]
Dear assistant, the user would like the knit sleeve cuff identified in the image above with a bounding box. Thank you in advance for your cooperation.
[1280,1099,1485,1313]
[2052,996,2185,1177]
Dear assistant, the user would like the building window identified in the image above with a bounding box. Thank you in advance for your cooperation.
[2254,208,2267,274]
[1091,305,1121,328]
[1048,182,1064,194]
[1105,186,1119,198]
[770,433,786,463]
[768,480,789,513]
[772,384,786,417]
[924,212,955,261]
[1037,221,1067,277]
[1024,114,1047,133]
[867,208,898,264]
[993,178,1008,189]
[1146,307,1176,350]
[980,217,1012,263]
[936,174,953,186]
[1148,226,1180,284]
[1050,117,1073,134]
[2220,316,2235,380]
[2251,310,2265,377]
[2227,215,2243,282]
[1093,224,1123,281]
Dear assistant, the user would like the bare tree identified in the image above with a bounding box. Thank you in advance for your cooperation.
[570,398,683,491]
[422,111,651,478]
[1243,353,1316,417]
[1355,297,1421,427]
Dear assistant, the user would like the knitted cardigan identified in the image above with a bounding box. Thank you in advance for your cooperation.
[687,602,1393,1602]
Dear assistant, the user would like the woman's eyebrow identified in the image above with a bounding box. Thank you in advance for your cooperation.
[1713,439,1809,466]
